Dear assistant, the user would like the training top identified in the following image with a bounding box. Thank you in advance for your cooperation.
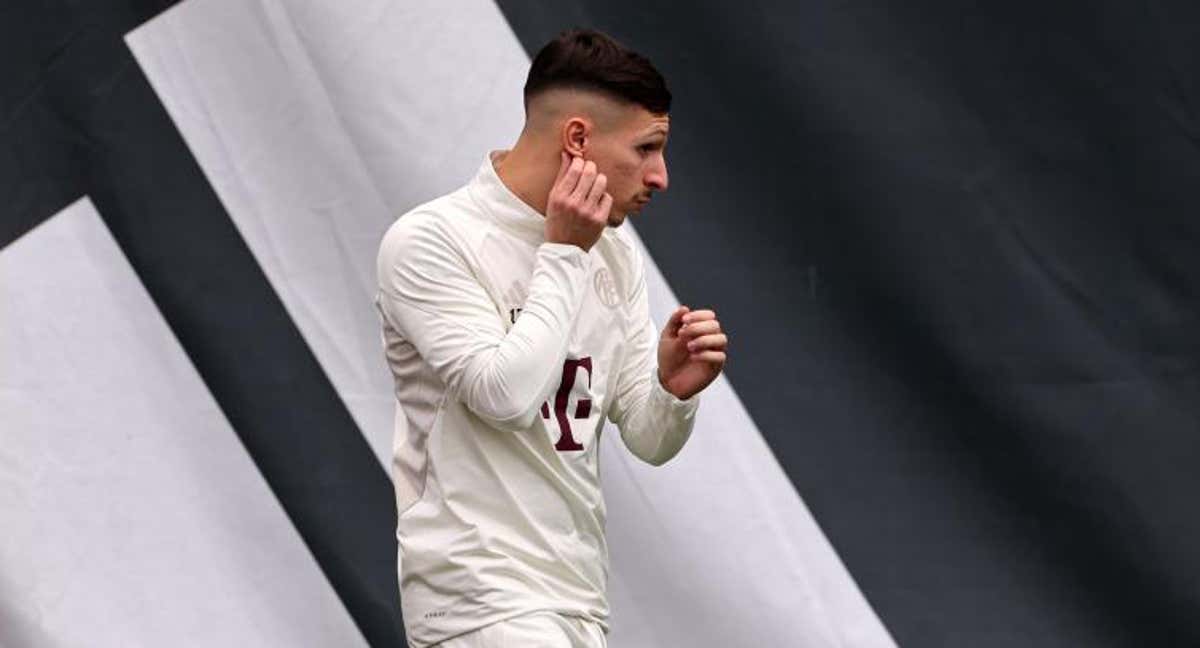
[373,149,701,647]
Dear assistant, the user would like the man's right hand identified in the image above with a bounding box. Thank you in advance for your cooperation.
[545,151,612,252]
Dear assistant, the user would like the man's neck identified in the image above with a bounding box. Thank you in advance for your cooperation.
[494,144,555,217]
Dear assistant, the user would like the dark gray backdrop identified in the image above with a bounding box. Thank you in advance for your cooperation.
[496,2,1200,646]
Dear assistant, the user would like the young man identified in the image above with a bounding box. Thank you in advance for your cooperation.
[374,28,728,647]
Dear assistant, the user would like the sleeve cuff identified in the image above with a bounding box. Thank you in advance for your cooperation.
[650,367,701,416]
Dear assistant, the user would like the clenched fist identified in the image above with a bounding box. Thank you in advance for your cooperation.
[545,151,613,252]
[658,306,727,401]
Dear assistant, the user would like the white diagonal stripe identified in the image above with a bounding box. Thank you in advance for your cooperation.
[0,197,365,647]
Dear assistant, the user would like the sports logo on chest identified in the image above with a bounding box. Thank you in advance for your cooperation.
[539,356,596,452]
[494,268,622,454]
[592,267,621,309]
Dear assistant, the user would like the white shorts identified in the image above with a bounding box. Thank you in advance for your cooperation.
[430,611,607,648]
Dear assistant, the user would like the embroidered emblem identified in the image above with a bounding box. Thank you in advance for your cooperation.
[593,267,621,309]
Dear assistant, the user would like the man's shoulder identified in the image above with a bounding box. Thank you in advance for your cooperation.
[378,187,486,255]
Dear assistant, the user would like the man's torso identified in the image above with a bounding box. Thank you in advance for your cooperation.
[375,155,640,646]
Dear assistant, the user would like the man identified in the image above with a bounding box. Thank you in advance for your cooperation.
[374,28,728,647]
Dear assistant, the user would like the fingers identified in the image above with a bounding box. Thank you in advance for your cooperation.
[556,155,585,197]
[598,191,613,218]
[680,320,722,338]
[671,305,727,363]
[686,332,728,352]
[544,153,611,251]
[585,170,608,207]
[681,309,716,324]
[554,156,607,215]
[665,305,690,335]
[570,159,599,203]
[680,313,727,355]
[688,350,727,364]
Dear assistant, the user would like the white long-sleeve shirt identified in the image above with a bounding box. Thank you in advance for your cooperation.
[373,149,700,647]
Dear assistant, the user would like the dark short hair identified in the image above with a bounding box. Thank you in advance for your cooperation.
[524,28,671,116]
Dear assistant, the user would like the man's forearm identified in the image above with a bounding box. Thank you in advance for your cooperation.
[617,366,700,466]
[456,242,591,430]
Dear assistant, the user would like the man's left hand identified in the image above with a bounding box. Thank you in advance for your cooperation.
[658,305,727,400]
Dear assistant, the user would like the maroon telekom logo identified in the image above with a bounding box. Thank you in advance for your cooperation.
[539,356,593,451]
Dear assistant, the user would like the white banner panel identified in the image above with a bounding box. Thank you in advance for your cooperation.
[0,198,365,647]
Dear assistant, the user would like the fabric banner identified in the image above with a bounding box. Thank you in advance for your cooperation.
[7,0,1195,646]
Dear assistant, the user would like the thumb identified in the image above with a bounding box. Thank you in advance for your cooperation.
[664,305,690,337]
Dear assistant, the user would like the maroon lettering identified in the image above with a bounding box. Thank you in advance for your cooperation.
[541,356,593,451]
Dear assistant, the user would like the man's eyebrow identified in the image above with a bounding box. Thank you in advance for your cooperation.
[642,128,669,139]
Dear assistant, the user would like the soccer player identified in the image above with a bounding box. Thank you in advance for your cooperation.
[374,28,728,647]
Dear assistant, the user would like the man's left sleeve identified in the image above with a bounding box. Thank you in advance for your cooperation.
[605,240,700,466]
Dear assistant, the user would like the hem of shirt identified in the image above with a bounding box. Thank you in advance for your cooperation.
[407,604,610,648]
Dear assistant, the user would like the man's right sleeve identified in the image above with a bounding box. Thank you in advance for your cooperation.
[375,213,591,432]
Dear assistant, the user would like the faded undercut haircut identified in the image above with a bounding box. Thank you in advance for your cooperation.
[524,28,672,117]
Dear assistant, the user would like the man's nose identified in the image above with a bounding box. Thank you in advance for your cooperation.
[646,159,668,192]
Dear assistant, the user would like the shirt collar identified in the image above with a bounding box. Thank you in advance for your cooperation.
[468,149,546,239]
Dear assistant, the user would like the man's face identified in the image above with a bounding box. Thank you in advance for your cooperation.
[584,106,670,227]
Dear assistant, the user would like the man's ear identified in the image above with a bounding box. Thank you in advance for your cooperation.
[562,117,589,157]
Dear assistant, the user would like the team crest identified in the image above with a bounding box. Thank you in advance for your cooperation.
[592,267,621,309]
